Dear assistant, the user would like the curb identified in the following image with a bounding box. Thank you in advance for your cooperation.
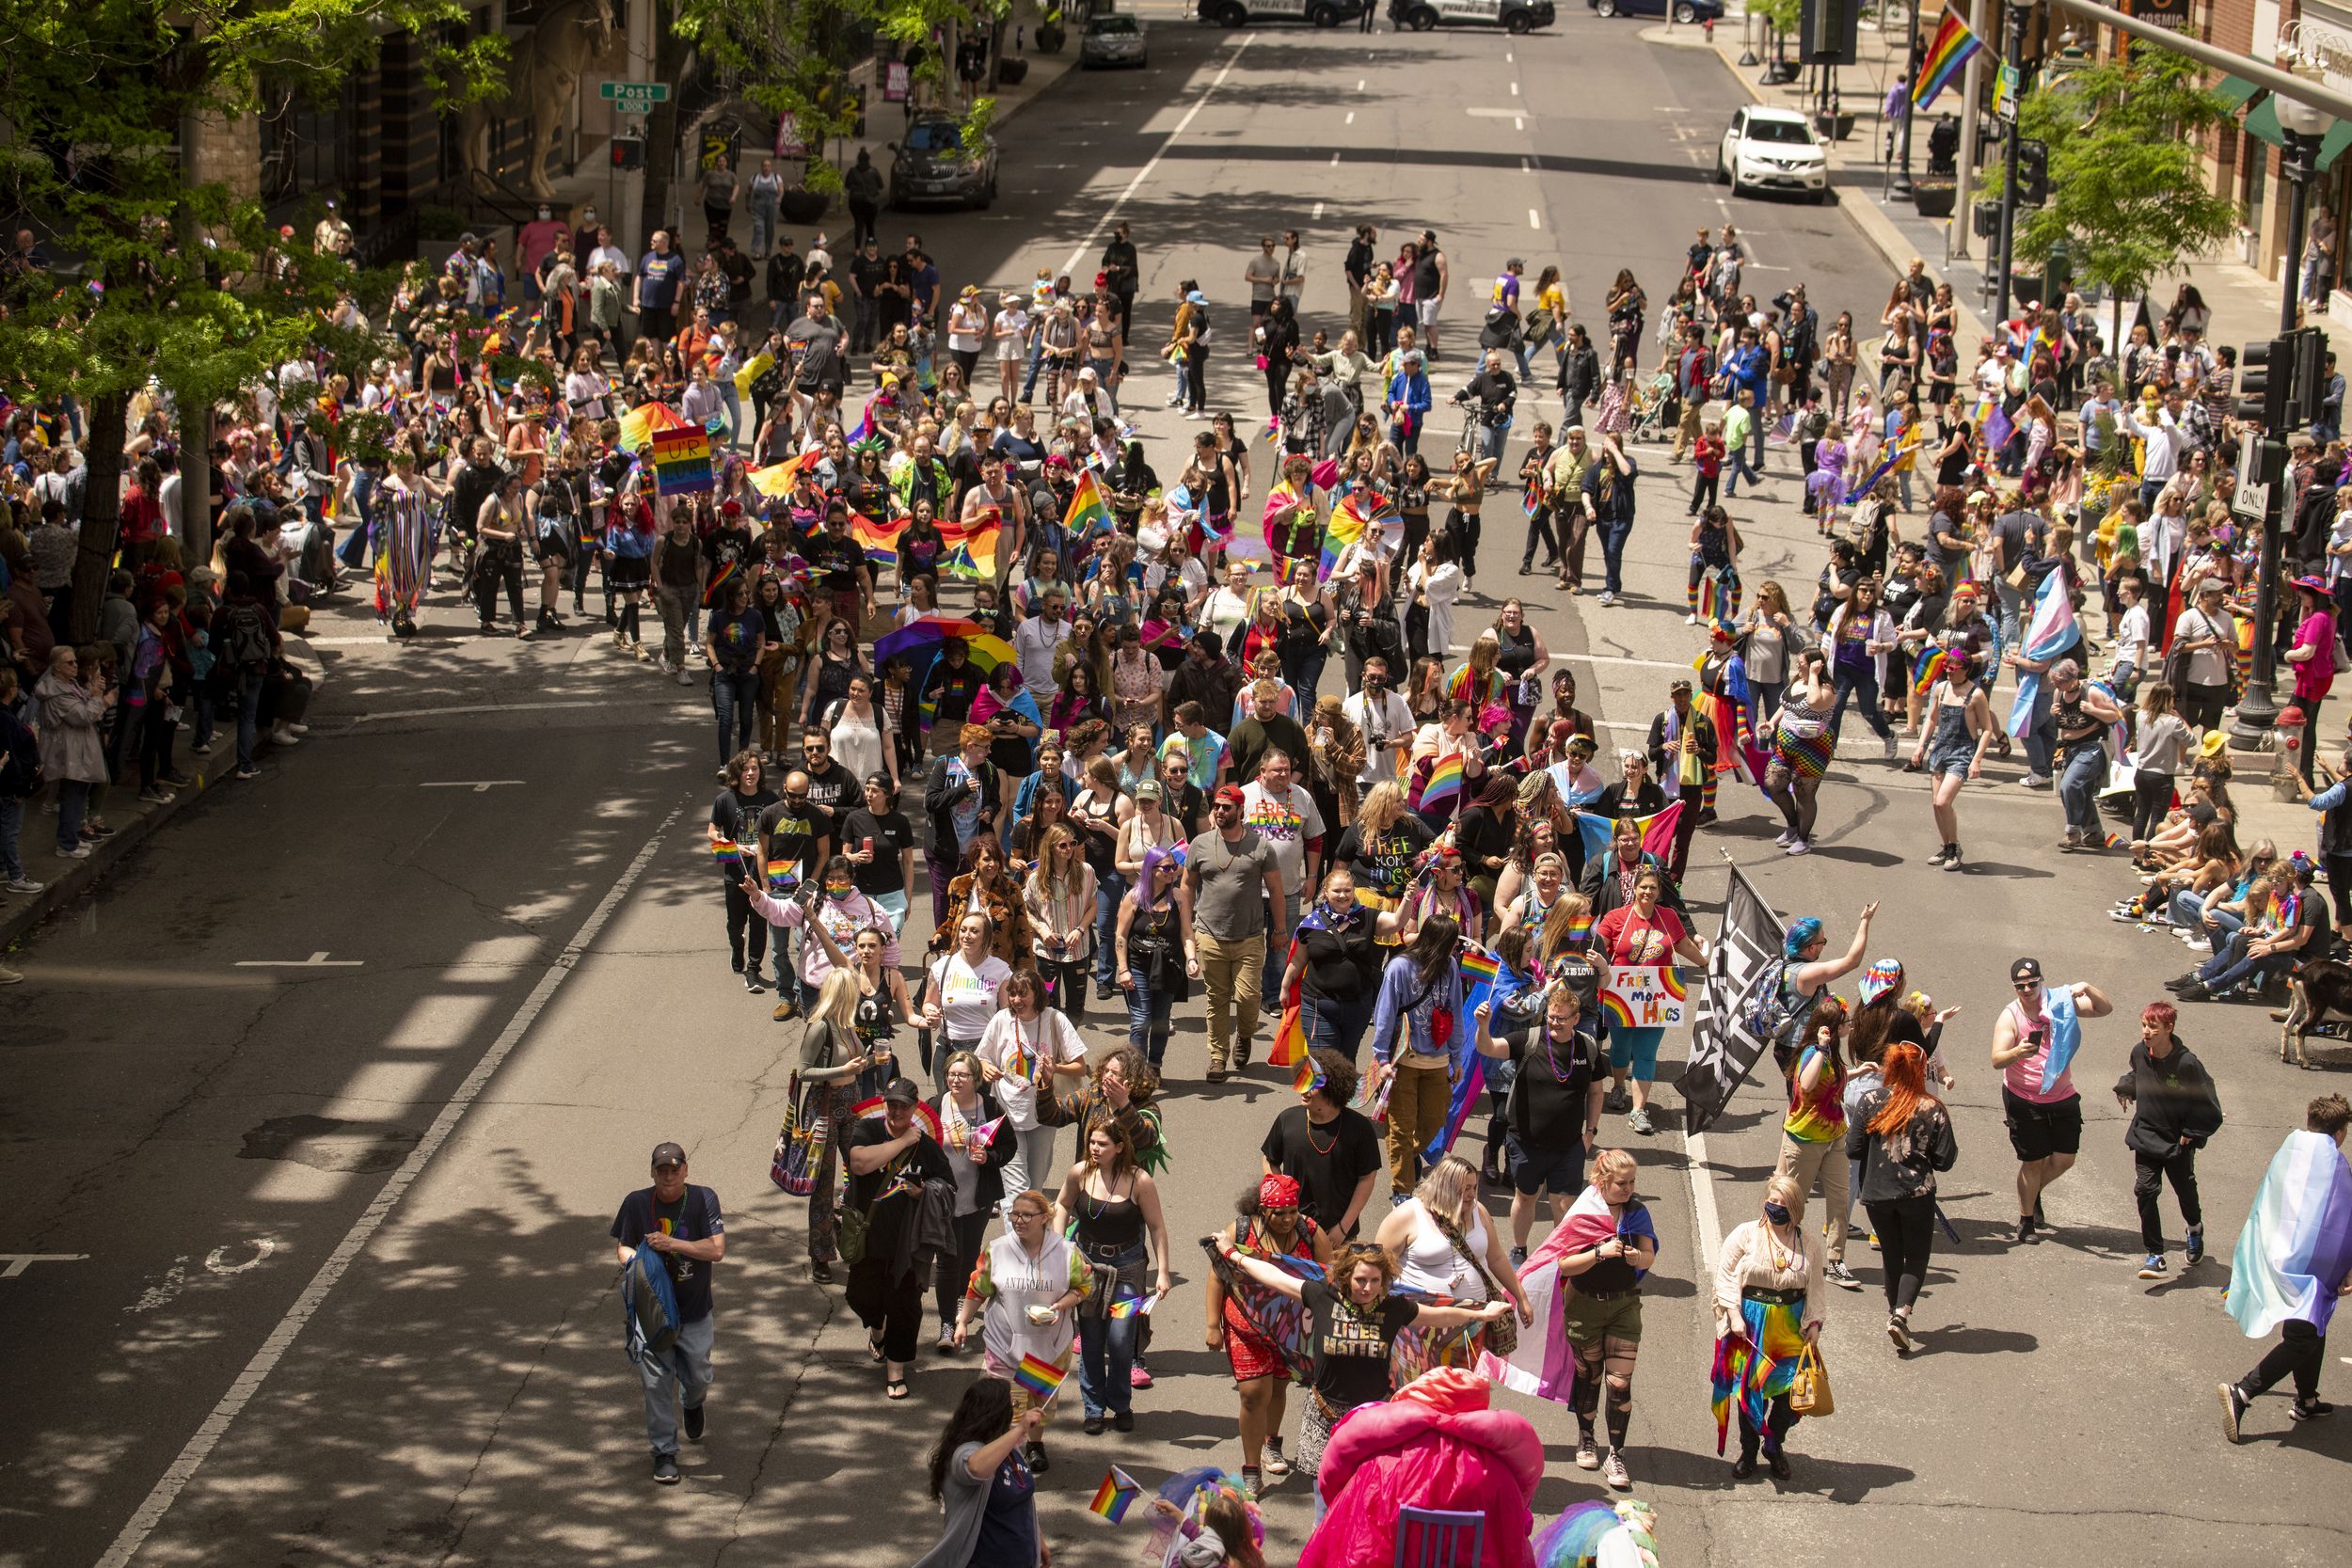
[0,631,326,957]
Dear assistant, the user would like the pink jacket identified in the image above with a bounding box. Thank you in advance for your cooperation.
[1301,1371,1543,1568]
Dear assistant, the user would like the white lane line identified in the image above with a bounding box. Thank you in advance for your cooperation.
[1529,209,1541,230]
[1506,51,1515,61]
[1521,155,1533,172]
[1688,1125,1724,1276]
[1358,77,1366,89]
[1511,81,1520,95]
[1345,110,1355,124]
[233,953,364,969]
[93,807,683,1568]
[1516,117,1525,131]
[1057,35,1255,279]
[420,780,524,792]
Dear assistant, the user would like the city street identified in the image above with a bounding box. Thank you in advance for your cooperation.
[4,10,2350,1568]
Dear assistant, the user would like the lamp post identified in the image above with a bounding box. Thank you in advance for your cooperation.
[1990,0,2039,325]
[1892,0,1921,198]
[2233,77,2334,747]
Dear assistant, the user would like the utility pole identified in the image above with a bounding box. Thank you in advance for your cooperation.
[1893,0,1920,198]
[1991,0,2028,325]
[1949,0,1987,261]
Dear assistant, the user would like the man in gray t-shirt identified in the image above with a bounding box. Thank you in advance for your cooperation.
[1184,784,1285,1080]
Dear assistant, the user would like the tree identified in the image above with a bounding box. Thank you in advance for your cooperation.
[1991,50,2239,351]
[0,0,502,640]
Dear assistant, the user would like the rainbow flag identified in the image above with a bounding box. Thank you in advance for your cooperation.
[1089,1467,1142,1522]
[618,401,687,453]
[1012,1352,1071,1401]
[852,511,905,570]
[1458,947,1501,990]
[1913,12,1985,111]
[1911,647,1952,696]
[1064,469,1115,538]
[1269,995,1307,1069]
[941,511,1001,581]
[701,557,741,609]
[748,451,813,498]
[1413,752,1467,815]
[1105,1291,1152,1322]
[707,827,752,861]
[2227,1130,2352,1338]
[1564,912,1594,947]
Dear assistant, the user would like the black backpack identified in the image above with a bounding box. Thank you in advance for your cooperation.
[223,602,273,670]
[0,714,39,800]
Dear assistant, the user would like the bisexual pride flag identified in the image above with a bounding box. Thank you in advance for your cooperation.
[1482,1182,1660,1404]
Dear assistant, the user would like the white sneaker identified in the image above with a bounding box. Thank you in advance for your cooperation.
[1882,736,1899,761]
[287,723,310,736]
[1598,590,1617,606]
[56,845,90,861]
[0,964,21,985]
[675,670,693,687]
[5,877,42,894]
[269,727,300,747]
[1685,612,1700,625]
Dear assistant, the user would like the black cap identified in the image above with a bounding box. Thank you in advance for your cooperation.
[650,1141,688,1168]
[882,1077,922,1107]
[2009,958,2042,985]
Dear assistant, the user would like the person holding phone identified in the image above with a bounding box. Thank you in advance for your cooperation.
[1990,958,2113,1246]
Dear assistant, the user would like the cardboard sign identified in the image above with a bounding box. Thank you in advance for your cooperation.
[1600,965,1689,1031]
[650,426,714,495]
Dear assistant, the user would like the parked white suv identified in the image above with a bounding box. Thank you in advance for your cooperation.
[1715,105,1829,201]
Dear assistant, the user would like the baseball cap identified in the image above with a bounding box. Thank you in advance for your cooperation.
[650,1141,688,1168]
[1669,676,1692,693]
[1214,784,1247,806]
[882,1077,922,1106]
[1136,778,1164,800]
[2009,958,2042,986]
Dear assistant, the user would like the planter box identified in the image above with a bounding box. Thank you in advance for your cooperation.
[1814,111,1856,141]
[1911,182,1956,218]
[779,187,829,225]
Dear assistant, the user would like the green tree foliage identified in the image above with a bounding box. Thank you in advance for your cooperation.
[1992,50,2239,343]
[0,0,502,632]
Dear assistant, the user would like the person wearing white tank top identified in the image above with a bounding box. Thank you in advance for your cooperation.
[1374,1154,1532,1325]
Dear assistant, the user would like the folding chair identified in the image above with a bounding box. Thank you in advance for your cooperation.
[1393,1506,1486,1568]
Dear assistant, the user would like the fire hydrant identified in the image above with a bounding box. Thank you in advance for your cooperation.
[1703,14,1716,40]
[2275,705,2307,799]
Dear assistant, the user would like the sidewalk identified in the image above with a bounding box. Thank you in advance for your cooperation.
[1687,8,2293,356]
[0,632,326,958]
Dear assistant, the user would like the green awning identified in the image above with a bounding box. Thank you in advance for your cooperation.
[2245,93,2284,148]
[2321,119,2352,171]
[2214,73,2266,109]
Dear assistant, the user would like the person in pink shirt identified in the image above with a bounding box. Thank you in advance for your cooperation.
[1988,956,2113,1245]
[2285,575,2340,786]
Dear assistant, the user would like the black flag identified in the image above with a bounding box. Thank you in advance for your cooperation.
[1675,865,1786,1135]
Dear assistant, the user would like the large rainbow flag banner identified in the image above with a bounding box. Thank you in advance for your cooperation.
[650,426,714,496]
[942,511,1001,580]
[748,451,813,498]
[852,511,905,569]
[1064,468,1115,537]
[1912,12,1986,111]
[2226,1130,2352,1338]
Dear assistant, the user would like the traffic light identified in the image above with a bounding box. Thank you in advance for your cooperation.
[2017,139,2049,208]
[2237,338,2292,429]
[2290,326,2330,430]
[611,135,645,171]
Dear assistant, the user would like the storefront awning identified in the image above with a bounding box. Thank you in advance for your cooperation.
[2320,119,2352,171]
[2213,73,2267,109]
[2244,93,2284,147]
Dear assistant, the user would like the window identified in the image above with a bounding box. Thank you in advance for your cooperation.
[1743,119,1815,147]
[904,121,965,153]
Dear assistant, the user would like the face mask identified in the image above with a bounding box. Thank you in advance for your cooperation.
[1762,1202,1792,1226]
[825,881,853,898]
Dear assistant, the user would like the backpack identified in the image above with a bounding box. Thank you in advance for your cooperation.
[620,1188,700,1362]
[0,715,39,801]
[1740,957,1815,1063]
[223,602,273,670]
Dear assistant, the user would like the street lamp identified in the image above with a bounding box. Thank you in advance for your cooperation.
[1892,0,1920,198]
[1991,0,2042,327]
[2233,66,2335,747]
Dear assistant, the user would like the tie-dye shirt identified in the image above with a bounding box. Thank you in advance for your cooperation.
[1783,1045,1848,1144]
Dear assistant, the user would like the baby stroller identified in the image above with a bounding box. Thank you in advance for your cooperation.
[1627,370,1677,443]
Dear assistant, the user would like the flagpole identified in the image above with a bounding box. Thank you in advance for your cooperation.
[1950,0,1987,262]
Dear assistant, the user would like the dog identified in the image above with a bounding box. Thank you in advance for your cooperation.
[2279,954,2352,1069]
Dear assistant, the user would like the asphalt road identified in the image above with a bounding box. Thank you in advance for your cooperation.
[4,13,2350,1568]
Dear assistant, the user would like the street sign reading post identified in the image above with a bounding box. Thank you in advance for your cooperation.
[599,80,672,113]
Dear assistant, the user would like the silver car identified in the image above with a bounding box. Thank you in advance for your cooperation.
[1080,11,1149,67]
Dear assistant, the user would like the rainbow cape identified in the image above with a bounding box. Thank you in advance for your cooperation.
[1480,1181,1658,1405]
[1063,468,1115,537]
[1574,803,1687,868]
[1321,487,1402,581]
[1913,12,1985,111]
[2226,1130,2352,1338]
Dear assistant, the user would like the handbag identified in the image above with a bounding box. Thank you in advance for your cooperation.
[1790,1342,1835,1416]
[770,1070,831,1196]
[834,1200,874,1267]
[1431,1210,1518,1357]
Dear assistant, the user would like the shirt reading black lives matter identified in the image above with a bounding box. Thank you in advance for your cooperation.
[1303,1278,1417,1409]
[611,1184,724,1323]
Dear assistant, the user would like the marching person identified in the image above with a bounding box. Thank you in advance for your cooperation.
[2220,1093,2352,1443]
[1712,1174,1826,1481]
[1847,1041,1958,1352]
[843,1077,956,1402]
[1991,958,2114,1245]
[2114,1001,2224,1280]
[610,1141,726,1485]
[1205,1174,1334,1500]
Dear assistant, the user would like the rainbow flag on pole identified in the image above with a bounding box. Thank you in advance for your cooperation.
[618,401,687,453]
[1088,1467,1143,1522]
[1012,1353,1071,1401]
[1063,469,1115,537]
[1913,12,1986,111]
[1413,752,1467,815]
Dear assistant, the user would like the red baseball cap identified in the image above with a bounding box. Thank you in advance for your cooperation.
[1214,784,1247,806]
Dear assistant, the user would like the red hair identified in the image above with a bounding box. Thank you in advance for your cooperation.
[1867,1042,1931,1137]
[2141,1001,2178,1032]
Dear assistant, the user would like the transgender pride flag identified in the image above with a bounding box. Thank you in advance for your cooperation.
[2227,1130,2352,1338]
[2007,565,2080,738]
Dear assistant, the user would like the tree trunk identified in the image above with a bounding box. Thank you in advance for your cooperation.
[179,401,213,569]
[69,388,130,645]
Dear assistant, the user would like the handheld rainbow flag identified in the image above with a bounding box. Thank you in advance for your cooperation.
[1911,647,1952,696]
[1565,911,1595,947]
[942,512,1001,580]
[1458,947,1502,990]
[618,401,688,453]
[1064,469,1115,537]
[1088,1467,1143,1522]
[708,828,753,861]
[1413,752,1468,815]
[748,451,813,497]
[1011,1352,1071,1402]
[1269,996,1307,1069]
[1105,1291,1154,1321]
[1912,12,1985,111]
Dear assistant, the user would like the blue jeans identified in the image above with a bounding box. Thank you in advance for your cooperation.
[750,197,779,256]
[0,795,24,878]
[637,1311,714,1456]
[1598,516,1635,596]
[1994,578,2026,657]
[55,780,88,853]
[1261,890,1298,1011]
[1094,872,1127,988]
[1722,445,1761,494]
[1022,336,1048,402]
[1076,1244,1147,1418]
[2198,931,2293,994]
[233,672,263,770]
[1123,962,1177,1066]
[1744,393,1769,466]
[2167,894,2241,938]
[1828,661,1891,739]
[2058,742,2106,832]
[1303,988,1377,1065]
[712,670,759,765]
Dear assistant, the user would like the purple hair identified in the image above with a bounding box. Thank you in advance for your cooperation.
[1131,844,1184,907]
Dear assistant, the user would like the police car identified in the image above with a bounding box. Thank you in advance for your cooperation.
[1198,0,1371,26]
[1390,0,1556,30]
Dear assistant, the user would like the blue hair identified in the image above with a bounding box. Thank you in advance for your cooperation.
[1784,917,1823,960]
